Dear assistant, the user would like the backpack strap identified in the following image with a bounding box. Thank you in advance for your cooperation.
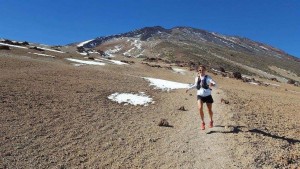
[196,75,209,90]
[196,76,201,90]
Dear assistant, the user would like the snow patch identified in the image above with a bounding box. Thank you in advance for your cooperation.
[66,58,105,66]
[77,39,94,47]
[123,47,135,57]
[29,52,55,58]
[248,82,260,85]
[264,82,280,87]
[95,58,128,65]
[143,77,189,91]
[260,46,269,51]
[88,51,100,54]
[105,45,122,57]
[33,46,65,53]
[132,39,142,49]
[172,68,186,74]
[108,92,154,106]
[77,51,88,56]
[0,42,28,49]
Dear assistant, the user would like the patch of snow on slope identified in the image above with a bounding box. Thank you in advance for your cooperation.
[264,82,280,87]
[77,39,94,47]
[66,58,105,66]
[0,42,28,49]
[172,68,186,75]
[248,82,260,85]
[132,39,142,49]
[105,45,122,57]
[143,77,189,91]
[88,50,100,54]
[260,46,269,51]
[29,52,55,58]
[108,92,154,106]
[95,58,128,65]
[77,51,88,56]
[123,47,135,57]
[136,50,145,58]
[34,46,65,53]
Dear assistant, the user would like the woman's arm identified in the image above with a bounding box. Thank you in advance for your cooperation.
[186,77,197,93]
[208,76,216,87]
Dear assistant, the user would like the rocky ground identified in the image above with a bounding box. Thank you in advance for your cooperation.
[0,48,299,168]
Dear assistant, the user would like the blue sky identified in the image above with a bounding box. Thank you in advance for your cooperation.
[0,0,299,57]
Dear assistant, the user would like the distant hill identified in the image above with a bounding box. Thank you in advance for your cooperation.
[70,26,300,79]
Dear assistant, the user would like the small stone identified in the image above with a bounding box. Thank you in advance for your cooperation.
[5,152,11,156]
[158,119,173,127]
[178,106,187,111]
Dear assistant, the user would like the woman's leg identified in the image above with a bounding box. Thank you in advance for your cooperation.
[206,103,214,127]
[197,100,204,122]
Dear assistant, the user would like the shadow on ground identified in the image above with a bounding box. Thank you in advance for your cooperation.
[206,125,300,144]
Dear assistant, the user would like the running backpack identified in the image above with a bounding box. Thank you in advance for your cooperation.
[196,75,209,90]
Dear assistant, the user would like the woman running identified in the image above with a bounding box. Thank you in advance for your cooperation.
[186,65,216,130]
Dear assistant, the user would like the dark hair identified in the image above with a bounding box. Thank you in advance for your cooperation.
[198,65,206,70]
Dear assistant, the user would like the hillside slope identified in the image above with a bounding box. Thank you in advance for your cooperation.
[71,26,300,81]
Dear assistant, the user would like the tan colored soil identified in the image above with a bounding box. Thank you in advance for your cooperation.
[1,50,299,168]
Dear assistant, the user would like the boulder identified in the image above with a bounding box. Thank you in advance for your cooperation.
[3,39,14,45]
[221,98,229,104]
[87,56,95,60]
[287,79,296,84]
[97,50,107,56]
[77,46,85,53]
[178,106,187,111]
[233,72,242,79]
[21,41,29,46]
[270,77,279,82]
[0,46,10,50]
[219,66,225,72]
[120,60,135,64]
[29,46,44,51]
[242,77,251,82]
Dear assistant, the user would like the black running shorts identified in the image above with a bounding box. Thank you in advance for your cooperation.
[197,95,214,103]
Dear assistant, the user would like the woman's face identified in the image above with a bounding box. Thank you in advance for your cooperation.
[198,67,206,75]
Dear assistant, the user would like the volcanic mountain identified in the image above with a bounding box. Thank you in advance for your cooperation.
[69,26,300,81]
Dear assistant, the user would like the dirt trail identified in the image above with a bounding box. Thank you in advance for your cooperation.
[153,88,237,169]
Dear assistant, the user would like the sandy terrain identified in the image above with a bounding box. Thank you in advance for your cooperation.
[0,49,299,168]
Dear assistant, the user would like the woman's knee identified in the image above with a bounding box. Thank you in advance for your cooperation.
[198,106,204,111]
